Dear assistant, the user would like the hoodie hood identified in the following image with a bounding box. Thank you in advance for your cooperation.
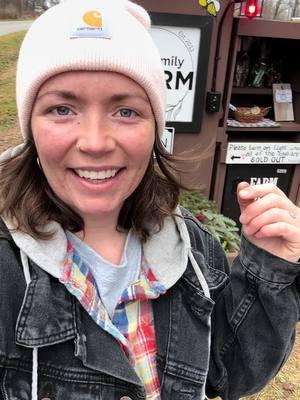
[2,217,65,280]
[2,207,193,291]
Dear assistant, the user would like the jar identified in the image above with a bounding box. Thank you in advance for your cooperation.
[294,1,300,16]
[262,0,279,20]
[275,0,293,20]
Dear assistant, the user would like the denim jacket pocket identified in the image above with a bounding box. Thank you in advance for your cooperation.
[0,360,142,400]
[190,249,229,301]
[170,381,203,400]
[158,358,207,400]
[1,367,101,400]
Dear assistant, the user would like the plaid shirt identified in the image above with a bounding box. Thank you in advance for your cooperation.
[60,240,166,399]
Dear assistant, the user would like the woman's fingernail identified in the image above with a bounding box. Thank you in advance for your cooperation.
[239,189,250,197]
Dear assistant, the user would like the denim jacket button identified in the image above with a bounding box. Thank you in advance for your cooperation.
[120,397,132,400]
[41,398,51,400]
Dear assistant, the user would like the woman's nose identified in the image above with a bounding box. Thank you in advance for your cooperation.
[76,114,116,154]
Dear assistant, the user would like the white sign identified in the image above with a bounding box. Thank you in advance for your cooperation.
[250,177,279,186]
[150,25,200,123]
[275,88,293,103]
[161,127,175,154]
[226,142,300,164]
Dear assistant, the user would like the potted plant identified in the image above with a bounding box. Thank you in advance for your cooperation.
[180,191,240,263]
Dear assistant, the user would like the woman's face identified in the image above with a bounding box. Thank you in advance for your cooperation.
[31,71,155,226]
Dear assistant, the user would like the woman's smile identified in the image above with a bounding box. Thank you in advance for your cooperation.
[68,166,125,190]
[74,168,120,181]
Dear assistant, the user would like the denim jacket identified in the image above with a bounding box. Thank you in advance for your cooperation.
[0,212,299,400]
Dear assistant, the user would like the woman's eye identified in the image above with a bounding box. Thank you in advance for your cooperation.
[51,106,73,116]
[118,108,137,118]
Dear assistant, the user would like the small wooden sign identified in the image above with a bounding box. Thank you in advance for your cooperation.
[272,83,294,121]
[226,142,300,164]
[161,127,175,154]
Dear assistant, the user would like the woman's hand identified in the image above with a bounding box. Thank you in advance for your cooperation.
[237,181,300,263]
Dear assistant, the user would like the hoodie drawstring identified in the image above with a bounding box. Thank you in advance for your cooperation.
[20,250,38,400]
[188,249,210,299]
[188,248,211,400]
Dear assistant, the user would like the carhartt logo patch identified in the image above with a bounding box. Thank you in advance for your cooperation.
[83,11,102,28]
[70,8,112,39]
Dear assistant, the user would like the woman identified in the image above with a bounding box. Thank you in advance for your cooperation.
[0,1,299,399]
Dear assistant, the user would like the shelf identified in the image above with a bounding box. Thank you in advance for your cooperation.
[232,87,273,95]
[237,18,300,40]
[227,121,300,132]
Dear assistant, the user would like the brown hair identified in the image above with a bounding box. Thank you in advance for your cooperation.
[0,131,185,241]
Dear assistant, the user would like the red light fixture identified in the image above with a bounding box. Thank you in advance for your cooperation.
[246,1,257,17]
[240,0,263,18]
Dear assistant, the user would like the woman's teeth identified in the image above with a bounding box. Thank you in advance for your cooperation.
[75,169,118,180]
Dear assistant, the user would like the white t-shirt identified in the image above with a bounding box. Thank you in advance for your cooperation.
[66,230,142,317]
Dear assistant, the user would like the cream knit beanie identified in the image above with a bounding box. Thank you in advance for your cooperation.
[16,0,166,139]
